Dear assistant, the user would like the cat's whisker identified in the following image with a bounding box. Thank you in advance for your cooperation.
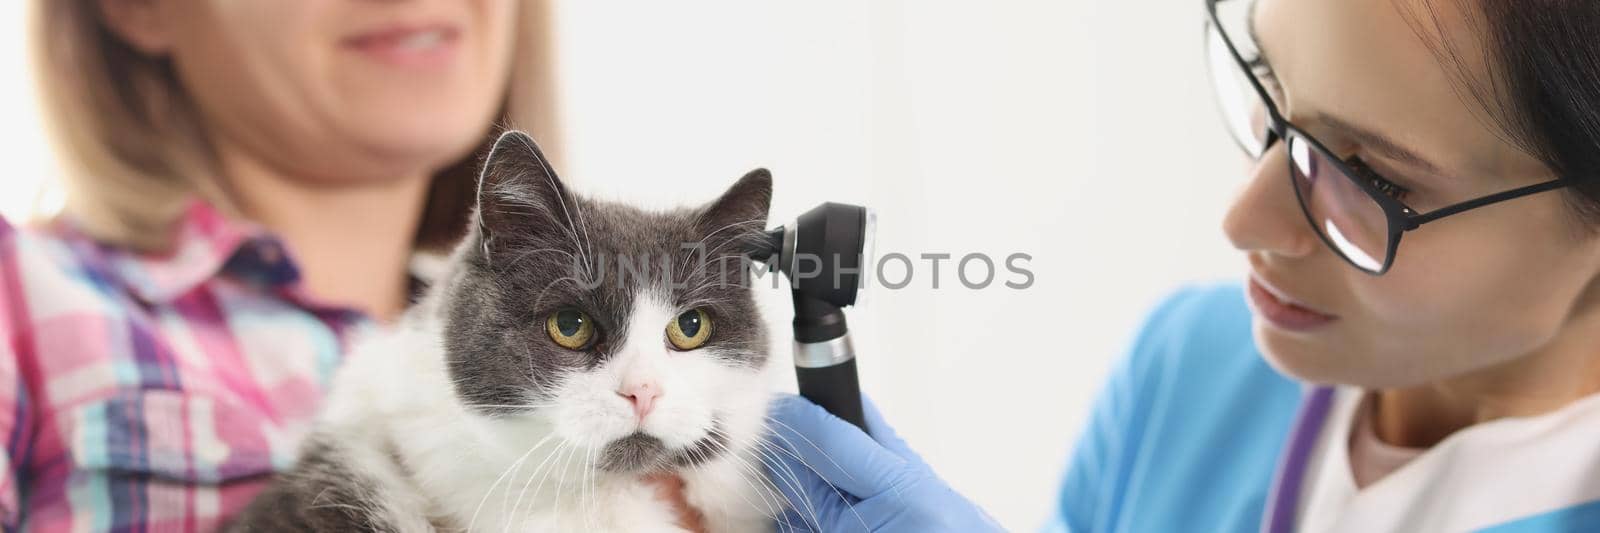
[501,444,545,531]
[699,430,785,522]
[572,200,596,284]
[736,459,788,523]
[693,233,765,272]
[756,436,872,532]
[682,443,788,528]
[528,444,560,531]
[674,235,766,289]
[750,442,827,532]
[752,441,826,531]
[764,416,861,484]
[491,202,592,283]
[530,276,585,313]
[583,444,600,531]
[523,133,597,283]
[468,434,553,532]
[551,440,584,531]
[675,277,746,303]
[486,207,538,219]
[676,217,767,271]
[674,240,762,288]
[576,444,590,531]
[308,486,370,514]
[510,439,568,530]
[675,239,761,286]
[694,229,765,269]
[496,132,596,283]
[692,445,782,526]
[502,247,580,271]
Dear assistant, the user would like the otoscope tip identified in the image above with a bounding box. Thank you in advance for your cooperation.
[747,226,785,262]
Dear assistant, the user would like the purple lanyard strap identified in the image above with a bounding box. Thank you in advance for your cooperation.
[1261,386,1336,533]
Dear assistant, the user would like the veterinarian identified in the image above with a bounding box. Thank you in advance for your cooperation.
[765,0,1600,531]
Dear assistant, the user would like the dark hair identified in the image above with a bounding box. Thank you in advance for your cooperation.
[1399,1,1600,227]
[414,129,503,253]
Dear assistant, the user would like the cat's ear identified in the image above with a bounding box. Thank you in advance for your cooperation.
[697,169,773,247]
[474,130,577,255]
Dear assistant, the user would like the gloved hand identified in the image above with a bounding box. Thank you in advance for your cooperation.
[761,394,1004,533]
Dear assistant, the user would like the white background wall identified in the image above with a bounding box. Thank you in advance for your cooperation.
[0,1,1252,529]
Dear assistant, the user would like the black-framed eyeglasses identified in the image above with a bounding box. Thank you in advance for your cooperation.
[1203,0,1567,275]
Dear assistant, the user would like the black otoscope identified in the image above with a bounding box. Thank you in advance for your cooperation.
[748,203,874,430]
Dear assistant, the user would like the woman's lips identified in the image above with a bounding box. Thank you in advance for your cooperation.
[1247,274,1339,332]
[343,24,461,69]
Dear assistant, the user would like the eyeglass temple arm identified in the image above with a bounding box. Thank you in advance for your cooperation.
[1408,179,1568,228]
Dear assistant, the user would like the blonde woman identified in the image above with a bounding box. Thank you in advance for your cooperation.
[0,1,619,530]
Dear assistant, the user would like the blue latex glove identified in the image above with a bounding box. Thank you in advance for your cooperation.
[761,394,1004,532]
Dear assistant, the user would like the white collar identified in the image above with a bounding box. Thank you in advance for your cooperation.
[1297,386,1600,532]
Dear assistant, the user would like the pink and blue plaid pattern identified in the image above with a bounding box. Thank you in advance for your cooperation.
[0,200,375,532]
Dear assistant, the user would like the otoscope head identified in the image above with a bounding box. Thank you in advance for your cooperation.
[747,202,872,309]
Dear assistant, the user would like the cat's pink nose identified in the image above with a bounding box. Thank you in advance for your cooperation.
[617,381,662,420]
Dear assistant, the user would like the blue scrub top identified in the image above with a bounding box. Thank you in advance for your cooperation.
[1046,282,1600,533]
[1048,282,1301,532]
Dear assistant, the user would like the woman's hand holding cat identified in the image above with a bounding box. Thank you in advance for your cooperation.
[763,395,1004,533]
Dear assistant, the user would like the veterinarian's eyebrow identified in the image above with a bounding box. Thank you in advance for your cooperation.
[1246,2,1449,178]
[1321,114,1449,177]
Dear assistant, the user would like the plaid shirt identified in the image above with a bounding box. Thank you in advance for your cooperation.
[0,200,383,532]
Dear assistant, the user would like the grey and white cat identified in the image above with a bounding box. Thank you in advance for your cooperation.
[228,131,788,532]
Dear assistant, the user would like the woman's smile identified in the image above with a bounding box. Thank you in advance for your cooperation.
[342,22,462,70]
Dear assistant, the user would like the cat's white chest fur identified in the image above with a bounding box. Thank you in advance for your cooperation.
[309,309,781,533]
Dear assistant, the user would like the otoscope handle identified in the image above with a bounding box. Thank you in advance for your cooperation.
[791,289,866,430]
[795,358,866,431]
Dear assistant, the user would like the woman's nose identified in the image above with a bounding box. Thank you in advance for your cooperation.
[1223,140,1319,259]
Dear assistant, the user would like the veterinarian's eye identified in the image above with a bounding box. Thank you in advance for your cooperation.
[666,309,712,350]
[546,309,595,350]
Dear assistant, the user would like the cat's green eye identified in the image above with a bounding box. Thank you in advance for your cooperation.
[546,309,595,350]
[666,309,712,350]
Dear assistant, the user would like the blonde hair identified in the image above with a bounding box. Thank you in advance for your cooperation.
[29,1,562,253]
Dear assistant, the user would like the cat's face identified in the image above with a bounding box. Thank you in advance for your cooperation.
[441,131,773,474]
